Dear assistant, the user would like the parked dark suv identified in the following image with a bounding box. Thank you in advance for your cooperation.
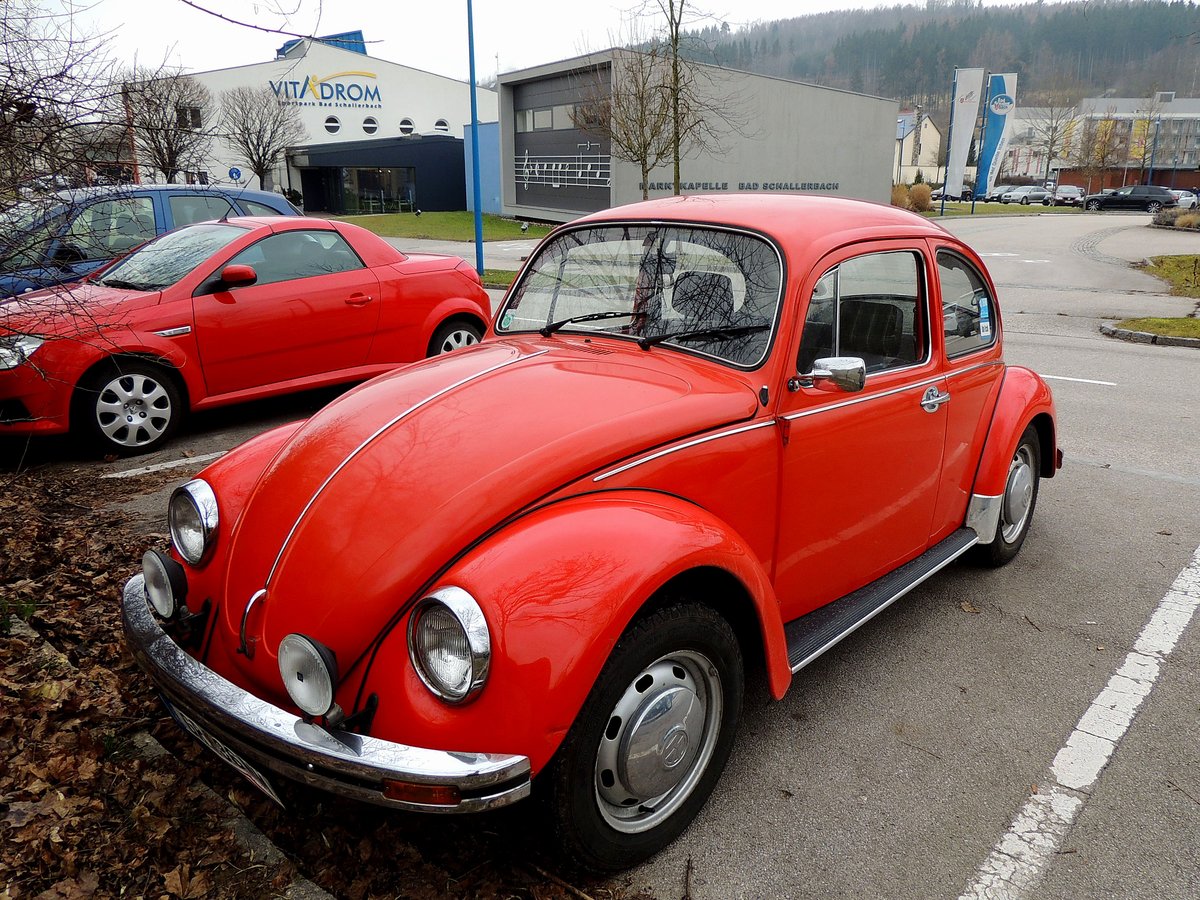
[0,184,300,296]
[1082,184,1177,213]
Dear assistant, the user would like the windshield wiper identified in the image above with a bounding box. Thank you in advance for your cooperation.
[98,278,150,291]
[637,323,768,350]
[539,310,631,336]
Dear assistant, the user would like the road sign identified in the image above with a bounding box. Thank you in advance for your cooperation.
[228,167,242,181]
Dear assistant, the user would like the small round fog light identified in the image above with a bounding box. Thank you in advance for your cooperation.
[142,549,187,618]
[278,634,338,718]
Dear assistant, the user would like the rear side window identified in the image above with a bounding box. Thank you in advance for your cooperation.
[226,230,364,287]
[798,251,927,375]
[238,199,285,216]
[170,194,236,226]
[937,251,997,357]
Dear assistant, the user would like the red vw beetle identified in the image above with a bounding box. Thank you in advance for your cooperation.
[122,195,1059,870]
[0,217,489,453]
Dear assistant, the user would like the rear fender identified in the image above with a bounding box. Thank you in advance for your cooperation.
[360,490,789,774]
[967,366,1058,541]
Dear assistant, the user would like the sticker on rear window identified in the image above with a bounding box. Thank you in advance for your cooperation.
[979,296,991,338]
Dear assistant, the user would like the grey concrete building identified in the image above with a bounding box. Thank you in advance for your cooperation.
[499,50,897,223]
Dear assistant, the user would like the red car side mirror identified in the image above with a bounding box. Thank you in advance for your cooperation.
[221,264,257,286]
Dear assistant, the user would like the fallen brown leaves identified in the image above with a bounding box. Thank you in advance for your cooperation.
[0,460,623,900]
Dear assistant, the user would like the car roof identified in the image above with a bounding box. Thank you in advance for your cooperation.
[49,184,289,205]
[572,194,953,251]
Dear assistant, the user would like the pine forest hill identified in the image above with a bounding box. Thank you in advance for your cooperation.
[685,0,1200,123]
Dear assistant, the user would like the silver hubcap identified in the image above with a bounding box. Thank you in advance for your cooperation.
[594,650,722,834]
[1001,445,1035,543]
[439,329,479,353]
[95,372,172,448]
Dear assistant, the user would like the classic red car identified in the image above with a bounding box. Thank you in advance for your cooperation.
[122,195,1059,871]
[0,216,489,453]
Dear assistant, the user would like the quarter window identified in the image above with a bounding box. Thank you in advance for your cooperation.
[225,230,364,287]
[798,251,926,375]
[937,251,997,356]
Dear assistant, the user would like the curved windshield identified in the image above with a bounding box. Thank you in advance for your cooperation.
[497,224,783,368]
[97,223,248,291]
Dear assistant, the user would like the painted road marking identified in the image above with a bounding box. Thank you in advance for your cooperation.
[960,545,1200,899]
[980,252,1019,257]
[1042,375,1117,386]
[102,451,226,479]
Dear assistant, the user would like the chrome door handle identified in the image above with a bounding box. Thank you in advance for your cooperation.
[921,386,950,413]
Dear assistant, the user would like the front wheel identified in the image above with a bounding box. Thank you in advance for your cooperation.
[428,320,482,356]
[543,604,743,872]
[974,424,1041,567]
[1020,197,1030,205]
[76,360,183,455]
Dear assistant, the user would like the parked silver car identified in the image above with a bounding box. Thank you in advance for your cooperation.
[1001,186,1052,205]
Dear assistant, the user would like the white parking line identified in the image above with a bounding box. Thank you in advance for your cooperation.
[960,545,1200,899]
[102,451,226,479]
[1041,375,1118,386]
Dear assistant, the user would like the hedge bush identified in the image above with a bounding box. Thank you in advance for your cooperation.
[909,183,933,212]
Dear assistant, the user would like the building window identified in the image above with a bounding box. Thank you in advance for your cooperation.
[362,116,378,135]
[324,116,340,134]
[533,108,552,130]
[552,105,575,129]
[176,106,202,130]
[434,118,449,132]
[399,117,415,135]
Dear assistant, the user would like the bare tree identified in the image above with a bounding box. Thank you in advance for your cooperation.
[1024,89,1080,186]
[220,86,306,191]
[124,69,214,184]
[574,46,673,201]
[1130,94,1166,180]
[1076,107,1124,194]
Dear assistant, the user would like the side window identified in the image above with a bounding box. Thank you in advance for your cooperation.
[170,194,236,227]
[238,199,284,216]
[937,251,996,357]
[64,197,156,259]
[798,251,925,375]
[226,230,364,287]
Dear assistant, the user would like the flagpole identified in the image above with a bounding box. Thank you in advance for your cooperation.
[941,68,959,217]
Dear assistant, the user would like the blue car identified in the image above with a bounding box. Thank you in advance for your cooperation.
[0,184,300,296]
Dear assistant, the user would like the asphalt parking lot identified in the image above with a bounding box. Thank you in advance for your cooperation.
[7,213,1198,899]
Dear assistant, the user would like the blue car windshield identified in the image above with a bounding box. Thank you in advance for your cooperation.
[96,223,248,291]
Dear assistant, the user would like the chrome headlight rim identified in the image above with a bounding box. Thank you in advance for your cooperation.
[407,586,491,704]
[168,479,219,566]
[278,633,339,718]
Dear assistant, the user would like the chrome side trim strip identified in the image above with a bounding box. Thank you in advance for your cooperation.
[965,492,1003,544]
[946,360,1003,380]
[266,349,549,587]
[154,326,192,338]
[123,576,531,813]
[782,373,945,421]
[592,420,776,482]
[788,534,979,674]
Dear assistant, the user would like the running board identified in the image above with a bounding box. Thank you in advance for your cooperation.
[784,527,978,673]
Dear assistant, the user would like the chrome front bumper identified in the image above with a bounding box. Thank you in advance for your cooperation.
[121,575,532,812]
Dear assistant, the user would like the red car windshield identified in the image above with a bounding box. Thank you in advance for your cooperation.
[96,222,249,292]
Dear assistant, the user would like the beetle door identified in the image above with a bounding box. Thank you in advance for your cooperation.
[774,245,946,623]
[192,229,381,395]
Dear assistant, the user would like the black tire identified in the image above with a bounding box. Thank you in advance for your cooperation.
[1085,199,1101,211]
[543,604,743,872]
[1147,201,1163,214]
[428,319,482,356]
[1020,197,1030,205]
[75,359,183,455]
[974,424,1041,567]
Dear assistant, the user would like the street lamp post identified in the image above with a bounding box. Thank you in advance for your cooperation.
[467,0,484,276]
[1172,155,1179,189]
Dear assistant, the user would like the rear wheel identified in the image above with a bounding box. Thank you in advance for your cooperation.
[544,604,743,872]
[428,320,482,356]
[1086,199,1102,211]
[974,424,1041,567]
[76,359,182,455]
[1147,201,1163,214]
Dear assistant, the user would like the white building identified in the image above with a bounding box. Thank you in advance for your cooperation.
[143,32,499,213]
[893,110,942,184]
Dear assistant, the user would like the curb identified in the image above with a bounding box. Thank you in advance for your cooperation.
[1100,323,1200,348]
[9,620,335,900]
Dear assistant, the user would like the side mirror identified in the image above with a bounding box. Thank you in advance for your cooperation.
[220,264,257,286]
[807,356,866,393]
[51,243,85,266]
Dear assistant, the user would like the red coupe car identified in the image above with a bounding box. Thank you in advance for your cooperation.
[0,217,490,453]
[123,195,1059,870]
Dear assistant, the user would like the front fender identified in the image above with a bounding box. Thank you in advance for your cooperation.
[359,490,789,774]
[971,365,1058,499]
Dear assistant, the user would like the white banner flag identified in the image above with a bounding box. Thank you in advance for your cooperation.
[945,67,985,198]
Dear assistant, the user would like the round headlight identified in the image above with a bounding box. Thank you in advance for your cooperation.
[142,549,187,618]
[407,587,490,703]
[169,480,218,566]
[278,634,339,718]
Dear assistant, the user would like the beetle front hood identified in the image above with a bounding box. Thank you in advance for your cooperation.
[217,338,760,686]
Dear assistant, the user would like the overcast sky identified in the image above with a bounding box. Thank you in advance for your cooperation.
[72,0,964,83]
